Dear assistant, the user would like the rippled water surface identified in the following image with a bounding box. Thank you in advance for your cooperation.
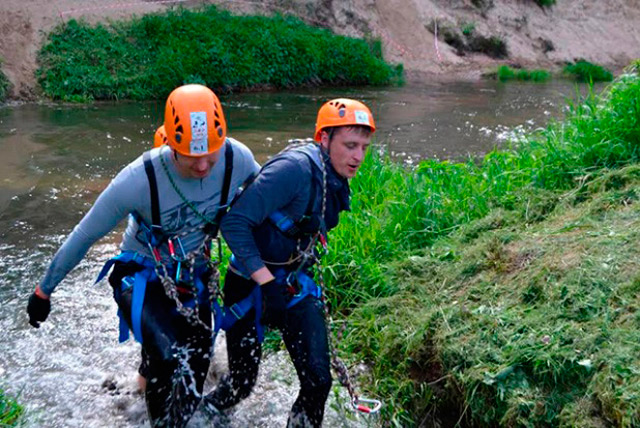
[0,80,601,427]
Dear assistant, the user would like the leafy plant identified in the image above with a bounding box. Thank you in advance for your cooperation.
[461,21,476,36]
[564,60,614,82]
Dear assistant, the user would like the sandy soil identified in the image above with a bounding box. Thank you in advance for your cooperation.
[0,0,639,99]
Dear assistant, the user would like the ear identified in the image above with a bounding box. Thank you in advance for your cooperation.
[319,130,331,150]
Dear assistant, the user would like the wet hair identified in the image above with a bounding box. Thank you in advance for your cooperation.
[325,125,372,142]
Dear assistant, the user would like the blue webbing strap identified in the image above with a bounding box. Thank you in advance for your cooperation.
[130,268,152,343]
[268,211,296,233]
[213,285,264,342]
[213,257,321,342]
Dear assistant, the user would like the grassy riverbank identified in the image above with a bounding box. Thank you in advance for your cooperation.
[324,61,640,425]
[36,6,401,101]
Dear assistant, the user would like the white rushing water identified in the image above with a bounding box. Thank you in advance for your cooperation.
[0,241,379,428]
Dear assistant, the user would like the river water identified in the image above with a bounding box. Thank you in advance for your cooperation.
[0,80,601,427]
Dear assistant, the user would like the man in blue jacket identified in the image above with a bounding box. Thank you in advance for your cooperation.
[25,84,259,427]
[205,99,375,427]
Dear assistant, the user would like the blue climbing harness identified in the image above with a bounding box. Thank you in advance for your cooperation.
[95,145,233,344]
[95,251,209,344]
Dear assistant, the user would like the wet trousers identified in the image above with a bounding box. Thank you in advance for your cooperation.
[206,270,332,428]
[109,261,212,428]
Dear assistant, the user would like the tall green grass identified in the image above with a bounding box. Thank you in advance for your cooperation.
[0,389,23,426]
[322,65,640,425]
[497,65,551,82]
[37,6,401,101]
[565,60,614,82]
[326,66,639,309]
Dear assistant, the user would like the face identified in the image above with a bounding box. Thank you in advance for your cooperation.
[320,127,371,178]
[172,150,220,179]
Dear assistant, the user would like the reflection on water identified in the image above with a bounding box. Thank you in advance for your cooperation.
[0,80,602,427]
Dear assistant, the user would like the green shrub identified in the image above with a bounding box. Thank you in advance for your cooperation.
[564,60,614,82]
[37,6,401,100]
[0,389,23,426]
[497,65,551,82]
[461,22,475,36]
[0,57,9,101]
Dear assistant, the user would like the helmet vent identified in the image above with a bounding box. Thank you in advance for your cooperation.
[330,101,346,110]
[214,120,221,128]
[176,124,184,134]
[214,110,220,119]
[174,115,180,125]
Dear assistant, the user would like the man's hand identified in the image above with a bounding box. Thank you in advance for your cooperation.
[260,280,287,329]
[27,287,51,328]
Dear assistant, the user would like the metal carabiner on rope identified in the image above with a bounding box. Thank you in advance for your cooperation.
[168,237,188,283]
[147,243,163,266]
[352,397,382,414]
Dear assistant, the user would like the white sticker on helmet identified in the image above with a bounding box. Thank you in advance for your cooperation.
[354,110,370,125]
[189,111,208,155]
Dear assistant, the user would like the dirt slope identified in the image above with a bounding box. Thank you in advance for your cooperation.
[0,0,639,99]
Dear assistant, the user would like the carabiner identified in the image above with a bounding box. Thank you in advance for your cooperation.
[148,243,162,266]
[168,237,187,262]
[285,271,302,296]
[352,397,382,414]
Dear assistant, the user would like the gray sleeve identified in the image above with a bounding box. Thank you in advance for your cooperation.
[221,157,308,275]
[39,164,144,295]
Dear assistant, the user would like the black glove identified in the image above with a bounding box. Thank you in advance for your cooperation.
[260,280,287,329]
[27,292,51,328]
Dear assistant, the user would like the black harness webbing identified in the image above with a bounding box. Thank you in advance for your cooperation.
[140,143,235,239]
[215,142,234,225]
[142,151,161,229]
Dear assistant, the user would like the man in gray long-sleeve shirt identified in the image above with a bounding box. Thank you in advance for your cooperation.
[204,98,376,427]
[25,84,259,427]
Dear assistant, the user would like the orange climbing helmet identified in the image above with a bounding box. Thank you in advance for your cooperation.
[164,84,227,156]
[314,98,376,142]
[153,125,167,148]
